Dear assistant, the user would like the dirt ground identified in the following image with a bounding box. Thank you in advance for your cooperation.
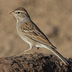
[0,0,72,58]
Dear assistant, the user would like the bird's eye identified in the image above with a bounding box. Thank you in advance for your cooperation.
[17,12,20,14]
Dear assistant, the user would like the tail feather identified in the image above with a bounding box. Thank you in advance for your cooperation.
[43,45,69,66]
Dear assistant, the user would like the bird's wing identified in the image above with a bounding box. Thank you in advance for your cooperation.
[20,21,56,49]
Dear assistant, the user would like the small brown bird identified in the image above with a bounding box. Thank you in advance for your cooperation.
[10,7,69,66]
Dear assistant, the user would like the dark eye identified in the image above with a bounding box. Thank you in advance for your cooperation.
[17,12,20,14]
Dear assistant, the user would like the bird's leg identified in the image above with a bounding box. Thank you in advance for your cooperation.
[22,45,33,54]
[16,45,33,56]
[23,48,32,53]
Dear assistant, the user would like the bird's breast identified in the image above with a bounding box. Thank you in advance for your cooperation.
[16,25,36,45]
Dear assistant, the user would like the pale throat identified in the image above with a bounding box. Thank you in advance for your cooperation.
[16,16,31,30]
[17,16,30,25]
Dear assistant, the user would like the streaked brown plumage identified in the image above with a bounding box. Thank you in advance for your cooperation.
[20,21,53,46]
[11,7,69,66]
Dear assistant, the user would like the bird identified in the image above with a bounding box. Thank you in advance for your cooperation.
[10,7,69,66]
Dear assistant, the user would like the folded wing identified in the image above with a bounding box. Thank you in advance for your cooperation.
[20,21,56,49]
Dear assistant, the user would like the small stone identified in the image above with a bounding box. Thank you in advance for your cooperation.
[29,64,33,68]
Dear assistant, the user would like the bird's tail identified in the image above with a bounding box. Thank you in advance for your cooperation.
[42,45,69,66]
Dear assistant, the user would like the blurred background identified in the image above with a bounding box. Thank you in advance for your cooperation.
[0,0,72,57]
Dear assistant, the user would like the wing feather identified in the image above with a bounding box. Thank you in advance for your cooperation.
[20,21,56,49]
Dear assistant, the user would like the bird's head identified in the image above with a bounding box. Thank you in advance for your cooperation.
[10,7,30,21]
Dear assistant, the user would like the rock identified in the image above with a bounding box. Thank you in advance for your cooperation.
[0,53,72,72]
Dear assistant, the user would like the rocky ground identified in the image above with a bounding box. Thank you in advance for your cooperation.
[0,53,72,72]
